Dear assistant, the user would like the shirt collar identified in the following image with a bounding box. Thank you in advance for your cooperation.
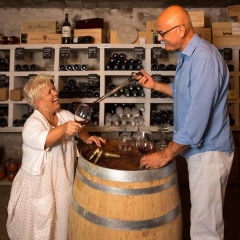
[180,33,201,57]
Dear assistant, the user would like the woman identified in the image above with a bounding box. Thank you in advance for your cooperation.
[7,74,106,240]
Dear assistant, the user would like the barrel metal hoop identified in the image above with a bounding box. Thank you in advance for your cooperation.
[71,195,181,230]
[76,169,177,195]
[77,158,177,183]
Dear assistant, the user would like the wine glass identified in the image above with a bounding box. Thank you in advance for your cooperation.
[74,103,92,125]
[156,125,169,151]
[136,129,153,156]
[118,116,132,153]
[132,117,144,143]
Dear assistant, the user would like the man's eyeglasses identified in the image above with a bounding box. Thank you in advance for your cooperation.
[156,24,185,38]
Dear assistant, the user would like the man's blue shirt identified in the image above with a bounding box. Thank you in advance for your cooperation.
[169,33,235,158]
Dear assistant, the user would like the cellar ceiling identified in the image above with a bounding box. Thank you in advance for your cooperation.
[0,0,239,9]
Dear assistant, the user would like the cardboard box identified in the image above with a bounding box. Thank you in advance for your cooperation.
[21,20,60,33]
[194,28,211,43]
[108,30,152,44]
[0,87,9,101]
[228,5,240,20]
[212,22,240,45]
[74,28,106,44]
[10,87,24,101]
[188,11,205,27]
[20,33,62,44]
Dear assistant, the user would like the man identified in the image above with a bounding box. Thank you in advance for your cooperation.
[135,5,235,240]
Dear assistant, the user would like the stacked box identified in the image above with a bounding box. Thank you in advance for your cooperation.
[0,88,9,101]
[228,5,240,21]
[20,20,61,44]
[74,29,106,44]
[10,87,24,101]
[212,22,240,45]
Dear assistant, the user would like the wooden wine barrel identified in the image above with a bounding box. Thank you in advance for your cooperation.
[68,140,182,240]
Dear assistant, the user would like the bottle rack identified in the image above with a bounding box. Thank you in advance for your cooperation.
[0,44,239,134]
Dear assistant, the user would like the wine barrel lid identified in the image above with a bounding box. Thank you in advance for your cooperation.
[117,25,138,44]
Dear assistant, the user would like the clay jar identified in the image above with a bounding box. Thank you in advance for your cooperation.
[7,160,18,172]
[7,171,17,181]
[0,164,6,180]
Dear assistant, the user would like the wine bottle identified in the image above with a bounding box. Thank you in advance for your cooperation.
[93,90,100,98]
[66,64,74,71]
[112,53,119,59]
[67,91,75,98]
[108,83,116,90]
[59,90,67,98]
[59,65,66,71]
[131,90,138,97]
[86,89,94,98]
[123,88,130,97]
[81,82,89,91]
[81,64,88,71]
[151,63,159,71]
[13,119,21,127]
[21,64,30,71]
[159,64,167,71]
[62,13,71,44]
[72,36,93,44]
[68,78,77,86]
[105,64,112,70]
[76,90,86,98]
[29,64,41,71]
[0,63,9,71]
[73,64,81,71]
[14,64,21,71]
[0,117,8,127]
[92,113,99,126]
[151,90,159,98]
[166,64,176,71]
[138,89,145,97]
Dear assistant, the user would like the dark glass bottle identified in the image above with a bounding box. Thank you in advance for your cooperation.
[76,90,86,98]
[59,65,66,71]
[105,64,112,70]
[166,64,176,71]
[138,89,145,97]
[159,64,167,71]
[93,90,100,98]
[59,90,67,98]
[0,117,8,127]
[13,119,21,127]
[72,36,93,44]
[151,90,159,98]
[14,63,21,71]
[86,90,94,98]
[29,64,41,71]
[123,89,130,97]
[81,64,88,71]
[73,64,81,71]
[108,83,116,90]
[81,82,89,91]
[67,91,75,98]
[112,53,119,59]
[131,90,138,97]
[21,64,30,71]
[68,78,77,86]
[66,64,74,71]
[151,63,159,71]
[0,36,8,44]
[62,13,71,44]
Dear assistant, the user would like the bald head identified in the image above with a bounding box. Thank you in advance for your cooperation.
[156,6,195,51]
[158,6,192,29]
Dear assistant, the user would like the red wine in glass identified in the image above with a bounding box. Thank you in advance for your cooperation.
[137,146,152,155]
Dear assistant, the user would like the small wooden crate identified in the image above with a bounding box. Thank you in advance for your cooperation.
[228,5,240,21]
[188,11,205,27]
[21,20,59,33]
[212,22,240,45]
[10,87,24,101]
[74,28,106,44]
[108,30,153,44]
[0,88,9,101]
[194,28,211,43]
[21,32,62,44]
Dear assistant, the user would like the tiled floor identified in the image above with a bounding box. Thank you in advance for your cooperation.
[0,184,240,240]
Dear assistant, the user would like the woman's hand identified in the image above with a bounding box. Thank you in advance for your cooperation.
[85,136,106,147]
[62,121,81,138]
[134,69,156,90]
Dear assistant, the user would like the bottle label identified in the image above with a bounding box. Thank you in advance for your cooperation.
[62,26,71,37]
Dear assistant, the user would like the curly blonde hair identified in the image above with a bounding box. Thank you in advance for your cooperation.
[23,74,55,109]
